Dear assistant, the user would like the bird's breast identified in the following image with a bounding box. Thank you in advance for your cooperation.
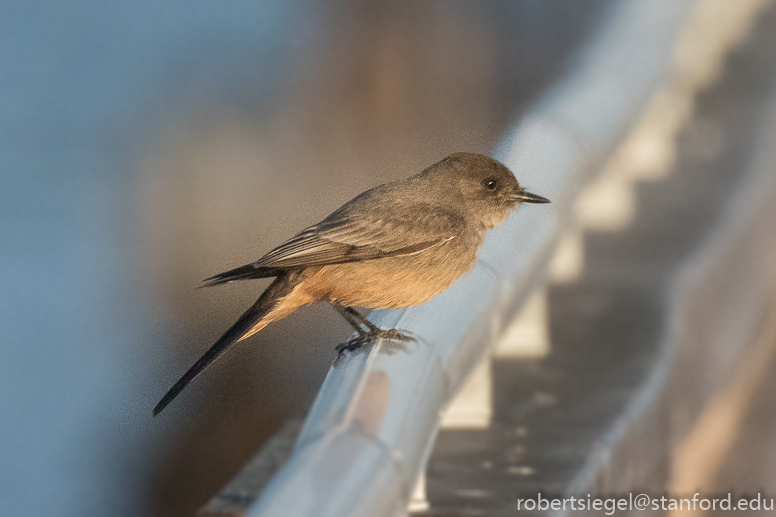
[302,237,480,309]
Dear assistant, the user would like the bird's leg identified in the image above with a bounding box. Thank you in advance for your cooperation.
[330,302,411,354]
[339,304,381,334]
[331,302,369,337]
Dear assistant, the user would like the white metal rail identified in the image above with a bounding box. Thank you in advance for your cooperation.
[246,1,696,515]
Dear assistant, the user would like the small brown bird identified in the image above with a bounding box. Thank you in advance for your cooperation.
[153,152,549,415]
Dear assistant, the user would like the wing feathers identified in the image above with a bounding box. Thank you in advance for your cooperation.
[255,204,464,269]
[203,202,466,286]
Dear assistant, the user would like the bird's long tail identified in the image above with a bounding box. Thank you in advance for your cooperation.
[153,273,302,416]
[199,263,281,288]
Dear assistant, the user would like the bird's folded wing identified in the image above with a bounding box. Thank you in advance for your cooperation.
[254,202,466,269]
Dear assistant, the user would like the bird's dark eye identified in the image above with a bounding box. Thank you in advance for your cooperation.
[482,178,498,191]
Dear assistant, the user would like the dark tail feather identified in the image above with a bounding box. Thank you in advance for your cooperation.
[153,274,298,416]
[200,263,281,288]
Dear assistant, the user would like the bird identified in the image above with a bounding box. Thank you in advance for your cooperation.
[153,152,550,415]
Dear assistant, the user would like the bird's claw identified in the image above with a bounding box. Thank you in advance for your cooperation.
[335,336,367,355]
[377,328,412,342]
[335,328,412,357]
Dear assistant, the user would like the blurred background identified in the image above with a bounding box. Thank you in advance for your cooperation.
[5,1,776,516]
[0,2,614,516]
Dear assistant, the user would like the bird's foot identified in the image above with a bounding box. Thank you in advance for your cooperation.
[335,328,412,357]
[371,327,412,343]
[335,335,367,356]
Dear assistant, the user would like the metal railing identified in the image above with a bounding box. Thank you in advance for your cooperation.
[238,1,701,515]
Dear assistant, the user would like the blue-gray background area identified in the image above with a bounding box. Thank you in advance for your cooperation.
[0,1,610,515]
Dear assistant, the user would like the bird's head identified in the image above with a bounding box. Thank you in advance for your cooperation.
[433,152,550,229]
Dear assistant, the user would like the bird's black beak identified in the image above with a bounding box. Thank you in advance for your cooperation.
[514,190,551,204]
